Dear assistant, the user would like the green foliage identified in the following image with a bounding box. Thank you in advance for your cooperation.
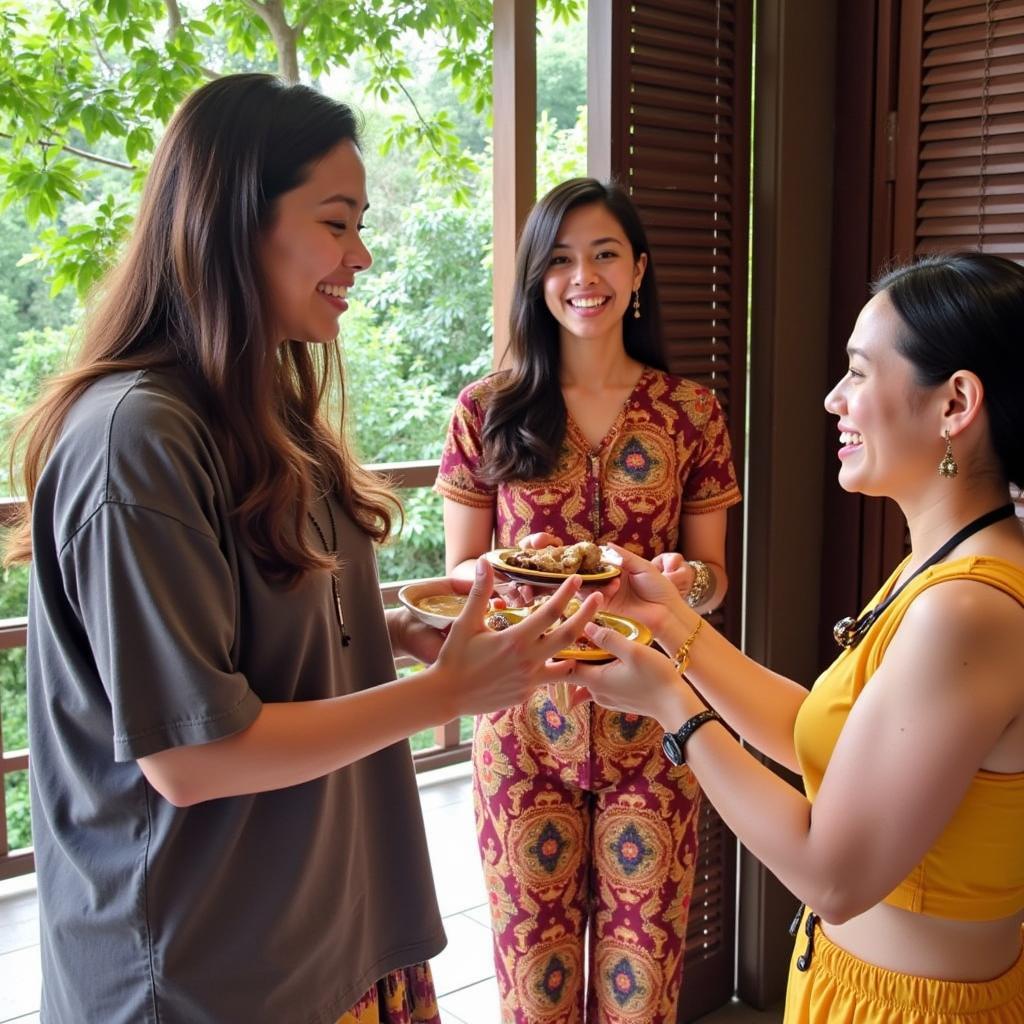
[536,16,587,132]
[4,772,30,852]
[358,197,493,396]
[0,208,75,355]
[0,326,73,847]
[536,107,588,192]
[0,554,29,850]
[0,0,585,298]
[0,2,589,850]
[0,325,77,436]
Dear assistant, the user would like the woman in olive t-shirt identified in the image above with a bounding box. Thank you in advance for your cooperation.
[9,74,598,1024]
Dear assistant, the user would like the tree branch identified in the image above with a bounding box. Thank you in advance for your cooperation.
[89,33,117,76]
[381,58,447,161]
[165,0,183,35]
[0,132,135,171]
[164,0,222,80]
[394,81,445,159]
[240,0,299,82]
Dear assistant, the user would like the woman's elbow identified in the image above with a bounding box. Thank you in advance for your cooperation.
[809,882,876,926]
[138,754,214,807]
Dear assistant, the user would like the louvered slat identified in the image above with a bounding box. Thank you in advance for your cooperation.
[924,15,1024,52]
[925,1,1024,32]
[900,1,1024,262]
[923,51,1024,86]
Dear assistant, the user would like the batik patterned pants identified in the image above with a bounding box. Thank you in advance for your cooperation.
[334,963,440,1024]
[474,690,701,1024]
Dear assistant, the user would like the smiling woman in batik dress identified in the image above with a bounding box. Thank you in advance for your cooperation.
[435,178,741,1024]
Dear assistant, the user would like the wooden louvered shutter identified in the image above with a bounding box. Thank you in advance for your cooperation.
[865,0,1024,571]
[893,0,1024,261]
[589,2,752,1020]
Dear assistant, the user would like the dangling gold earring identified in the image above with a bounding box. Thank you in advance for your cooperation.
[938,429,958,478]
[632,289,641,319]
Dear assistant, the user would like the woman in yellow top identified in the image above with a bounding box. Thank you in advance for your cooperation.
[572,251,1024,1022]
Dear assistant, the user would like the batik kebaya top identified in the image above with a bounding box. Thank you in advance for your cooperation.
[435,366,741,556]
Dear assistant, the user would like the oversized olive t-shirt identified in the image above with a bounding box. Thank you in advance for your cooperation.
[26,368,444,1024]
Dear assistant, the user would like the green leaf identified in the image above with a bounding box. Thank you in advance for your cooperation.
[124,126,152,163]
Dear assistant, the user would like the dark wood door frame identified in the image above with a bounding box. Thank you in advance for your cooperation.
[740,0,840,1007]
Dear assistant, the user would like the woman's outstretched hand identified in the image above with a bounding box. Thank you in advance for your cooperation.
[650,551,699,597]
[570,621,704,731]
[600,543,689,643]
[433,556,602,717]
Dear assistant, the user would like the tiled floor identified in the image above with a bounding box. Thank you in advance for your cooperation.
[0,762,781,1024]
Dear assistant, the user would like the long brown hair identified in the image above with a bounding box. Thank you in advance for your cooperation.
[6,73,399,584]
[480,178,668,483]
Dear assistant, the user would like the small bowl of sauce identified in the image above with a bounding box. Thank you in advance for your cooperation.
[398,580,473,629]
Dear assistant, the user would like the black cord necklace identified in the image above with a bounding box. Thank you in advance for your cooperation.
[833,502,1016,650]
[308,499,352,647]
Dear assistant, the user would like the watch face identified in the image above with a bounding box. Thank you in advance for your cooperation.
[661,732,684,766]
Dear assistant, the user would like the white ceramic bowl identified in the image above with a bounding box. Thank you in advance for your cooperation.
[397,579,470,629]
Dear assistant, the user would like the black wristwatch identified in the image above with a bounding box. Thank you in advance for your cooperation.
[662,709,722,766]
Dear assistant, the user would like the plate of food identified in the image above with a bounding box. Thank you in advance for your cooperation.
[484,541,620,584]
[483,605,651,662]
[397,579,475,629]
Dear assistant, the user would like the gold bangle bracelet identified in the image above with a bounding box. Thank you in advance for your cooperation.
[686,559,713,608]
[671,618,704,675]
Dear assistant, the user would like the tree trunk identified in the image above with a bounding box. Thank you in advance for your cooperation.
[242,0,301,83]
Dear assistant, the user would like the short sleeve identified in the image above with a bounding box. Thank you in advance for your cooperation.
[62,502,261,762]
[680,390,742,514]
[433,382,497,509]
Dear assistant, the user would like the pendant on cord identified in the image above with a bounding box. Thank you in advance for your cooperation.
[330,572,352,647]
[833,613,874,650]
[308,500,352,648]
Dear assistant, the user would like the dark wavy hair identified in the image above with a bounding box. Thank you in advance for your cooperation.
[479,178,668,483]
[6,73,399,583]
[873,251,1024,490]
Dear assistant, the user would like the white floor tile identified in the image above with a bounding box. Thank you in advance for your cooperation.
[422,800,486,917]
[0,913,38,957]
[417,774,473,813]
[462,901,492,931]
[438,975,503,1024]
[430,912,495,999]
[0,945,41,1020]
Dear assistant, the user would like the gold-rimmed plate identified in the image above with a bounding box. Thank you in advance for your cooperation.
[484,608,652,662]
[484,548,620,584]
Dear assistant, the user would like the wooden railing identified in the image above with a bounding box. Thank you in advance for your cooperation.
[0,459,467,881]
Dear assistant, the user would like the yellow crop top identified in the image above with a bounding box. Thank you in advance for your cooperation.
[793,555,1024,920]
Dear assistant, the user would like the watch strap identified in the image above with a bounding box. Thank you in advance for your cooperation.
[662,708,722,765]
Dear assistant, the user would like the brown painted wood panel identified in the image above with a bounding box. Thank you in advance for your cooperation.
[589,1,752,1018]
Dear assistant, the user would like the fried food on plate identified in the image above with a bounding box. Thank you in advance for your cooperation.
[503,540,603,575]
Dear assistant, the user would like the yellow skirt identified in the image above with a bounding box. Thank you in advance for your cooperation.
[334,962,440,1024]
[785,913,1024,1023]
